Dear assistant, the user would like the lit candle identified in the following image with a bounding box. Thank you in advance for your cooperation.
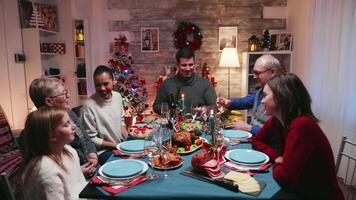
[181,94,185,109]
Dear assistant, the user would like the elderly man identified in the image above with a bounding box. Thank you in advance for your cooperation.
[153,47,217,114]
[218,55,282,134]
[29,78,98,177]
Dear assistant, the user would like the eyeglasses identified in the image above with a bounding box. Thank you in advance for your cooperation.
[253,68,272,77]
[50,89,69,99]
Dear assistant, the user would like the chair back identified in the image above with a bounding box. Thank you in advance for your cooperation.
[0,172,15,200]
[336,136,356,199]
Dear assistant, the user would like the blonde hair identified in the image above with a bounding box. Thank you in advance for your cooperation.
[29,78,62,108]
[21,106,73,186]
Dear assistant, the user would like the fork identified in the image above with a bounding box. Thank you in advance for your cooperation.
[191,112,198,123]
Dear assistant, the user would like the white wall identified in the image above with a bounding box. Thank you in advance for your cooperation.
[286,0,312,82]
[0,0,29,129]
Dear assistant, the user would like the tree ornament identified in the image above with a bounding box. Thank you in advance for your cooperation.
[260,29,271,51]
[173,21,203,51]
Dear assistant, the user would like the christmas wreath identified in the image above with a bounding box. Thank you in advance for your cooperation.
[173,21,203,51]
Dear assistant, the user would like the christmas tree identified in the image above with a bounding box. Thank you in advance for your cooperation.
[108,35,148,116]
[260,29,271,50]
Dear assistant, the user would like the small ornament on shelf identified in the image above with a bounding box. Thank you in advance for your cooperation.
[76,24,84,41]
[248,35,259,52]
[260,29,271,51]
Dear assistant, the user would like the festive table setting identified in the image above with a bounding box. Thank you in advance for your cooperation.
[79,107,296,200]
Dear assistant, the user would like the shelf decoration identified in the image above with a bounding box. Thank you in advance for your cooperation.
[248,35,259,52]
[40,43,65,55]
[76,24,84,41]
[260,29,271,51]
[173,21,203,51]
[19,1,58,32]
[108,34,148,117]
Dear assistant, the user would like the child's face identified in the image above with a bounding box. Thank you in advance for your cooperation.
[53,113,76,145]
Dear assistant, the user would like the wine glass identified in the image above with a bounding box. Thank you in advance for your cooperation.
[160,103,170,126]
[215,130,226,164]
[144,131,160,180]
[160,128,172,178]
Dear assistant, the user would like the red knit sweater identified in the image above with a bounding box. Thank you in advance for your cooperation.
[252,116,344,200]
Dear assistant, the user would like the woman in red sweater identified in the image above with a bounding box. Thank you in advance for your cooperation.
[252,73,343,200]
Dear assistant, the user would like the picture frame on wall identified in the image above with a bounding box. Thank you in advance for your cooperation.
[218,26,238,51]
[141,28,159,52]
[270,32,293,51]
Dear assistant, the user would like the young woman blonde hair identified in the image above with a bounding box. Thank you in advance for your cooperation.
[19,106,87,200]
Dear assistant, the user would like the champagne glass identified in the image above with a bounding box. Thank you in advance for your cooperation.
[160,103,170,126]
[144,131,160,180]
[160,128,172,178]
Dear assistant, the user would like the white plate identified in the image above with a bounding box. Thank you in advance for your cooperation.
[225,149,270,166]
[98,159,148,180]
[149,159,184,170]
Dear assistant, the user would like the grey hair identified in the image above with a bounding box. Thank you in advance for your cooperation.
[256,55,282,74]
[29,78,62,108]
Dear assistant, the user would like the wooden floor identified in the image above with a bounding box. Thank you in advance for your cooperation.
[339,178,356,200]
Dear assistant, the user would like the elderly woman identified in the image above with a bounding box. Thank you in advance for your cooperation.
[252,73,343,200]
[29,78,98,177]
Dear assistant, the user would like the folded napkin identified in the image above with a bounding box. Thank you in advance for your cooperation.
[223,162,271,176]
[91,176,147,194]
[112,150,146,158]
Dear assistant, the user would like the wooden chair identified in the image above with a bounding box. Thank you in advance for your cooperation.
[336,136,356,199]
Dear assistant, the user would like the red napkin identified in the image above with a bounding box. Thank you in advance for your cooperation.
[91,176,147,194]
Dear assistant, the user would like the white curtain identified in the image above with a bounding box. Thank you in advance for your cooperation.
[306,0,356,184]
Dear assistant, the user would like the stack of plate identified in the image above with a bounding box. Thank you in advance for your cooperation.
[117,140,145,154]
[98,159,148,180]
[222,129,252,142]
[225,149,269,166]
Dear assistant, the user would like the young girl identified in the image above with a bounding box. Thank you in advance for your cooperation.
[20,106,87,200]
[252,73,344,200]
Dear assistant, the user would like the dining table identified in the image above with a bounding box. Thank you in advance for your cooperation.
[79,135,296,200]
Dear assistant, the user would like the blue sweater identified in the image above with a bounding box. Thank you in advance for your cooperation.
[228,92,263,134]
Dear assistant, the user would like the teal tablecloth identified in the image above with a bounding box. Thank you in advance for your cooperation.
[80,142,290,200]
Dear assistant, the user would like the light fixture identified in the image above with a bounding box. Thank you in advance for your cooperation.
[219,47,240,98]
